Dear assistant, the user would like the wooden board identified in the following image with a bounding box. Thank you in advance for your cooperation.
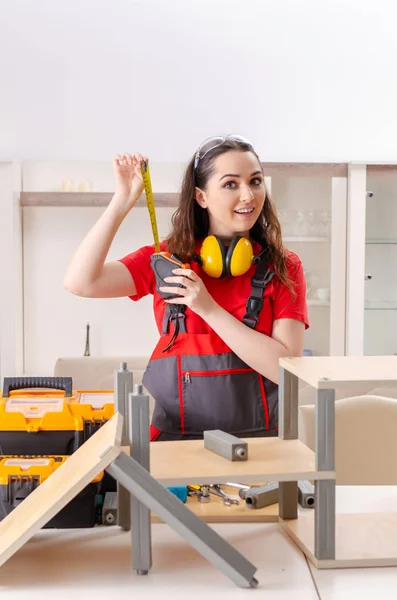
[20,192,179,207]
[281,512,397,569]
[279,356,397,389]
[140,437,335,485]
[0,413,123,569]
[151,484,279,524]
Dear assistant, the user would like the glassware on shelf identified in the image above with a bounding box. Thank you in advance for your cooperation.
[318,211,331,238]
[61,179,74,192]
[315,288,330,301]
[304,271,324,299]
[307,210,318,236]
[294,210,311,237]
[304,271,313,297]
[277,209,288,236]
[77,181,93,192]
[277,208,295,237]
[278,208,332,239]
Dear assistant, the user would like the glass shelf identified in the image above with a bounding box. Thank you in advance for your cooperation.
[284,236,330,243]
[365,301,397,311]
[365,239,397,245]
[307,299,330,307]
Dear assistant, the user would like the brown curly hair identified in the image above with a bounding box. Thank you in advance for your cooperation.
[166,137,294,292]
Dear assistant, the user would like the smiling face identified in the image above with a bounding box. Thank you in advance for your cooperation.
[195,150,266,242]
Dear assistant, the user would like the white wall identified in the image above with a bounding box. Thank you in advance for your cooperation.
[19,159,181,375]
[23,204,175,374]
[0,163,23,383]
[1,0,397,162]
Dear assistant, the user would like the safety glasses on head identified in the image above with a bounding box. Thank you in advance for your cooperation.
[193,134,253,171]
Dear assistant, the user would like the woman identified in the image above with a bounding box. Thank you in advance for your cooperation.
[64,135,308,441]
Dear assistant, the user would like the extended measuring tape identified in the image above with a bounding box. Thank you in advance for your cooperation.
[140,158,189,338]
[140,160,160,253]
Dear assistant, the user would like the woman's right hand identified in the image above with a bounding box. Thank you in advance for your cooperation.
[112,152,148,212]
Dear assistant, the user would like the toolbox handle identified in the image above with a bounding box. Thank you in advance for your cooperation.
[2,377,73,398]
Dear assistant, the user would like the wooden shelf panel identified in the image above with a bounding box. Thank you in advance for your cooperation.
[367,164,397,178]
[284,236,330,243]
[279,355,397,389]
[281,512,397,569]
[20,192,179,207]
[261,163,347,177]
[152,484,279,524]
[141,437,334,486]
[19,163,349,207]
[307,299,330,307]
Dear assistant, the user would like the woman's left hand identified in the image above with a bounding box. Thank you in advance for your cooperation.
[159,268,216,318]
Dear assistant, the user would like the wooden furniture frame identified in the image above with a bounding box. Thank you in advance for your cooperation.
[278,355,397,568]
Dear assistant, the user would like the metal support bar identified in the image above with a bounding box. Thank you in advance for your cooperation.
[315,480,336,559]
[315,388,336,559]
[278,481,298,519]
[298,480,315,509]
[245,482,278,509]
[106,452,258,588]
[114,362,133,531]
[129,384,152,575]
[316,388,335,471]
[278,367,299,440]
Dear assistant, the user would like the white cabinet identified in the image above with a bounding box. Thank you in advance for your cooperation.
[364,166,397,356]
[265,164,348,357]
[345,164,397,356]
[268,162,397,358]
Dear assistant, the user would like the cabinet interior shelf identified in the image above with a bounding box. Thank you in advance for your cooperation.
[366,239,397,246]
[284,236,330,243]
[365,301,397,311]
[20,192,179,207]
[20,196,332,244]
[307,299,330,307]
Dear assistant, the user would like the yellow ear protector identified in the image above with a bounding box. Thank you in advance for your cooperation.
[139,161,261,280]
[197,235,255,278]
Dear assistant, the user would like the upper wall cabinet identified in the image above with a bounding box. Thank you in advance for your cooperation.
[345,164,397,357]
[364,166,397,356]
[263,163,348,357]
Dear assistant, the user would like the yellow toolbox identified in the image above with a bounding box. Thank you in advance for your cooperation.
[0,377,114,455]
[0,455,104,527]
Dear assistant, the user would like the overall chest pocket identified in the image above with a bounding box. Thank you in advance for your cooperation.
[143,334,279,435]
[181,364,269,434]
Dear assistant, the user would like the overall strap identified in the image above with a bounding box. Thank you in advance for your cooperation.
[161,304,187,353]
[162,304,187,335]
[243,253,275,329]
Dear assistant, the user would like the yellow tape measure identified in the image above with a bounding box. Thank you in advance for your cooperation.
[140,161,160,253]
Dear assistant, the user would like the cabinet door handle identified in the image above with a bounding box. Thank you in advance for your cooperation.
[364,274,372,280]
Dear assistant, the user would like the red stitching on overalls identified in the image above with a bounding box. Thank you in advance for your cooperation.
[181,368,253,377]
[258,374,269,430]
[177,355,185,434]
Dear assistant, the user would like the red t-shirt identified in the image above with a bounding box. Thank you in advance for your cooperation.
[118,240,309,336]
